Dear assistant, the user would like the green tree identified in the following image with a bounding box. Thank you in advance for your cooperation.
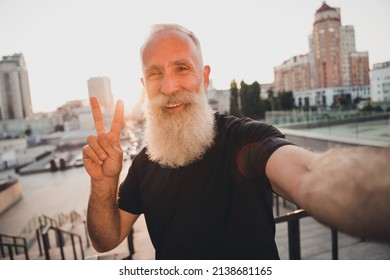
[240,80,250,117]
[229,80,241,117]
[265,89,274,111]
[240,81,265,119]
[279,91,295,110]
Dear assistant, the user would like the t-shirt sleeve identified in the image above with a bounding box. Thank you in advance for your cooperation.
[117,159,144,215]
[234,120,294,179]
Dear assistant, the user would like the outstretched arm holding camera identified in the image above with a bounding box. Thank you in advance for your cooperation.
[267,144,390,242]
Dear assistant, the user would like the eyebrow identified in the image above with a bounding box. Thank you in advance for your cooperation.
[171,59,192,67]
[144,58,194,73]
[172,59,197,72]
[144,65,160,74]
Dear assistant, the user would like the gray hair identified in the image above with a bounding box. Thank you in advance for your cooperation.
[140,24,203,62]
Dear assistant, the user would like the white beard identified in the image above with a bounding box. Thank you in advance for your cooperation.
[144,88,216,168]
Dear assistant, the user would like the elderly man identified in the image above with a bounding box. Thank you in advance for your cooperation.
[83,24,390,259]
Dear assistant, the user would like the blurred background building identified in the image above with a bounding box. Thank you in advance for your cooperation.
[87,77,115,116]
[273,2,371,108]
[0,53,33,121]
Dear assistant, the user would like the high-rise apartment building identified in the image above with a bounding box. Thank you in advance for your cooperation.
[340,25,356,86]
[350,52,370,87]
[311,2,370,89]
[274,54,312,93]
[371,61,390,102]
[312,3,342,88]
[0,53,33,120]
[273,2,370,107]
[87,77,115,115]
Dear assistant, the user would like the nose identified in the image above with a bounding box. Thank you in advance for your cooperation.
[160,73,179,96]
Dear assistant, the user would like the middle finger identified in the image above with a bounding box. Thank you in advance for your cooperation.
[87,134,108,161]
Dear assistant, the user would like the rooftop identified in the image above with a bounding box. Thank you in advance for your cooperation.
[316,2,337,14]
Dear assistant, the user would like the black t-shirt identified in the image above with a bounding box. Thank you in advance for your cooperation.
[118,113,293,259]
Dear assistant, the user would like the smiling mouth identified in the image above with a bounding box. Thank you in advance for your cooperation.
[162,103,189,113]
[165,103,181,109]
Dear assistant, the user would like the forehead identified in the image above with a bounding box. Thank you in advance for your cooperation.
[141,30,201,68]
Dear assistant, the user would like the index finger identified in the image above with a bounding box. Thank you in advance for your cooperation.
[109,99,124,136]
[90,96,106,133]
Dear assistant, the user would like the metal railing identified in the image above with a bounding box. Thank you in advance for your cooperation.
[1,210,88,260]
[39,214,59,228]
[274,209,339,260]
[0,233,29,260]
[40,224,85,260]
[265,111,389,127]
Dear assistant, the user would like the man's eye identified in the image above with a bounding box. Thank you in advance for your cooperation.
[177,66,189,72]
[147,71,161,79]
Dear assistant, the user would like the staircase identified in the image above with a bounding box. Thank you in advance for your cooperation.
[0,210,90,260]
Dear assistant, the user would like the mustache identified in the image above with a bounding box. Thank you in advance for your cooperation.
[148,89,202,108]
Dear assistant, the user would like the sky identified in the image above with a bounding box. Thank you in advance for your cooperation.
[1,0,389,113]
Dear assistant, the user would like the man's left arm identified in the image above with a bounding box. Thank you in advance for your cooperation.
[266,145,390,242]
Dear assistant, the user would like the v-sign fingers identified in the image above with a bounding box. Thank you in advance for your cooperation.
[109,99,124,141]
[90,96,106,133]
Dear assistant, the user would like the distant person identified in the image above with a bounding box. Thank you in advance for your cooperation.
[123,228,135,260]
[83,24,390,259]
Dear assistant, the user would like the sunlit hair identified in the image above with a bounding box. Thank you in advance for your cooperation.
[140,23,204,64]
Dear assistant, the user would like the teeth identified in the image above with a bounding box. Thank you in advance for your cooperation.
[165,103,180,108]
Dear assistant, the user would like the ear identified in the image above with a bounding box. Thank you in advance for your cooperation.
[203,65,211,91]
[140,77,145,88]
